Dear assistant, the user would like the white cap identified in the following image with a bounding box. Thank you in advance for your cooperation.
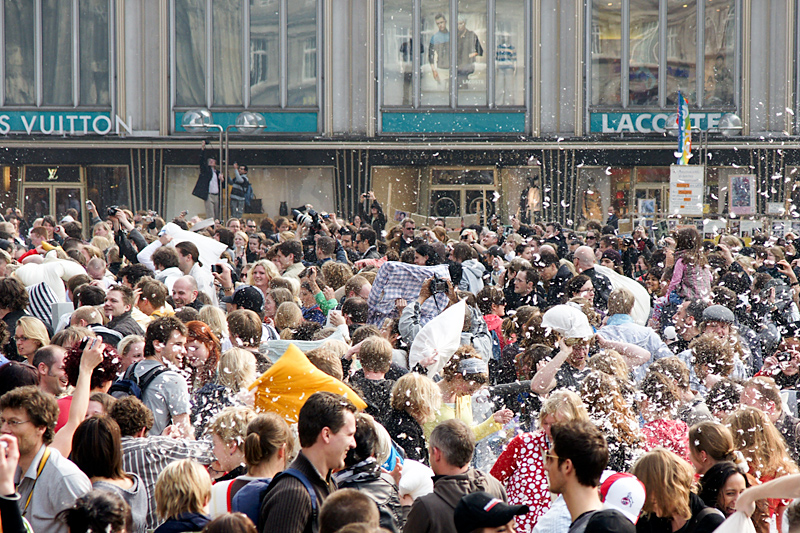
[541,304,594,340]
[600,471,646,524]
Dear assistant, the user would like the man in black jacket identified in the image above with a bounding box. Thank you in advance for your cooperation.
[191,140,222,221]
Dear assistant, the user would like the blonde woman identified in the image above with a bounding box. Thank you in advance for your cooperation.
[15,316,50,363]
[386,372,441,464]
[247,259,280,296]
[217,348,257,393]
[633,448,725,532]
[207,407,257,515]
[274,301,302,337]
[198,305,229,342]
[490,390,589,531]
[233,231,249,271]
[153,459,212,533]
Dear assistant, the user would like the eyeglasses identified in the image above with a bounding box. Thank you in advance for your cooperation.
[0,417,31,427]
[564,337,591,347]
[544,452,560,463]
[247,224,257,229]
[14,335,29,342]
[586,235,596,240]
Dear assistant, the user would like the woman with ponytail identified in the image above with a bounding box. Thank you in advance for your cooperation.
[224,412,294,525]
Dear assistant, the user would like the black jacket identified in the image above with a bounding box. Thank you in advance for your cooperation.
[108,311,145,337]
[154,512,210,533]
[386,408,428,465]
[191,147,219,201]
[636,493,724,533]
[546,263,573,308]
[582,267,612,310]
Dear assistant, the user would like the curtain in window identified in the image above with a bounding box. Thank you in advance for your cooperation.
[213,0,243,106]
[175,0,207,107]
[41,0,73,105]
[249,0,280,106]
[4,0,35,105]
[79,0,110,106]
[287,0,317,106]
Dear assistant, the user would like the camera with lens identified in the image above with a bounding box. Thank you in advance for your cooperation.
[107,206,119,217]
[430,274,449,295]
[292,206,322,232]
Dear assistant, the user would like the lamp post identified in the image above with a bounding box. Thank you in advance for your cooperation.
[182,110,266,221]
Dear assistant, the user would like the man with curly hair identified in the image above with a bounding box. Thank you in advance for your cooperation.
[0,385,91,533]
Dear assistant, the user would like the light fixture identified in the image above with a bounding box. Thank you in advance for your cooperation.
[181,109,213,133]
[235,111,267,134]
[719,113,742,137]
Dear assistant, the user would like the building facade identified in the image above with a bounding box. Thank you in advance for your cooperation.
[0,0,798,234]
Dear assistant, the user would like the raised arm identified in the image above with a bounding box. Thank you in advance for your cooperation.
[595,333,651,369]
[51,338,104,457]
[531,341,570,395]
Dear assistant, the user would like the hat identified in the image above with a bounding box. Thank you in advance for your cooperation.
[541,304,594,340]
[221,285,264,313]
[486,245,504,258]
[702,304,735,324]
[453,492,529,533]
[601,248,622,267]
[600,471,646,524]
[60,215,75,224]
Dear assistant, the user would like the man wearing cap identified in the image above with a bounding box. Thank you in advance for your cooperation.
[220,284,279,344]
[403,419,506,533]
[454,491,529,533]
[544,420,635,533]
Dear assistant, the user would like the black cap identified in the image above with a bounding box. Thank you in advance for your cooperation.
[221,285,264,313]
[486,245,504,258]
[453,492,529,533]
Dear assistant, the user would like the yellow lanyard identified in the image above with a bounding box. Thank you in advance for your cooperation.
[21,447,51,515]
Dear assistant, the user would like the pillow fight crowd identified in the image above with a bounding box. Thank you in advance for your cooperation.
[6,177,800,533]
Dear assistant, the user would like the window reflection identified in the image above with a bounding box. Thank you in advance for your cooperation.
[591,1,621,106]
[495,0,524,106]
[250,0,280,106]
[4,0,35,105]
[175,0,206,107]
[287,1,317,106]
[421,1,450,106]
[666,0,696,105]
[456,1,486,106]
[383,0,413,106]
[703,0,735,106]
[213,0,243,106]
[80,0,110,106]
[629,0,658,106]
[41,0,73,106]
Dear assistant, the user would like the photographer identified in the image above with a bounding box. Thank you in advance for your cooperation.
[90,201,147,265]
[229,163,250,219]
[358,191,386,236]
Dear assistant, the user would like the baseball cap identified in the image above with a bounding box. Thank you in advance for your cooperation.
[221,285,264,313]
[702,304,735,324]
[600,471,646,524]
[454,492,529,533]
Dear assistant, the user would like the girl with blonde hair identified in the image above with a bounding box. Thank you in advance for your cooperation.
[490,390,589,531]
[15,316,50,363]
[198,305,229,341]
[580,370,642,471]
[247,259,280,297]
[154,459,212,533]
[386,372,441,464]
[275,301,303,337]
[633,448,724,532]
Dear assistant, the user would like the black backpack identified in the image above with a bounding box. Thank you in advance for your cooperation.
[108,361,168,400]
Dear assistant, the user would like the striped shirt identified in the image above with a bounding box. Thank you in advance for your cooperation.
[121,436,214,530]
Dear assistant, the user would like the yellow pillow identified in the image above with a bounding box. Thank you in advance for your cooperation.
[249,343,366,423]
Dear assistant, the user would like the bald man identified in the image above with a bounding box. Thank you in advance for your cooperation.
[172,276,203,311]
[573,245,612,310]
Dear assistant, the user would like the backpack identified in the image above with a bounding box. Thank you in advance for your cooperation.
[108,361,168,400]
[244,181,255,208]
[262,468,318,533]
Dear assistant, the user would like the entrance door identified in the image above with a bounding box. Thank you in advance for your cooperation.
[633,183,669,218]
[21,166,85,225]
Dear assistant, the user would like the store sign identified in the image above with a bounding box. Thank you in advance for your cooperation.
[669,165,704,216]
[0,111,132,136]
[590,112,725,134]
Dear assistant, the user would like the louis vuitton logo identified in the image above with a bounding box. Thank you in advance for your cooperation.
[47,168,58,181]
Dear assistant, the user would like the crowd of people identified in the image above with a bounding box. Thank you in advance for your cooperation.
[3,176,800,533]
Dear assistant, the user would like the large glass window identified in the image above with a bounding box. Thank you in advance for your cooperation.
[2,0,111,107]
[383,0,525,108]
[589,0,738,109]
[173,0,320,109]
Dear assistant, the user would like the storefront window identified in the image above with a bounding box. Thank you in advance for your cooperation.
[495,0,524,106]
[577,167,632,225]
[384,0,525,108]
[629,1,658,106]
[703,0,735,106]
[2,0,111,108]
[589,0,738,110]
[173,0,319,110]
[87,167,130,216]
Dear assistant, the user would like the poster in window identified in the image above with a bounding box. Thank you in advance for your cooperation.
[729,175,756,215]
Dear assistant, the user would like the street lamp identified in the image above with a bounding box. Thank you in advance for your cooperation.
[181,109,266,220]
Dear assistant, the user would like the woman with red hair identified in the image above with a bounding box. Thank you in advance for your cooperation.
[186,320,226,436]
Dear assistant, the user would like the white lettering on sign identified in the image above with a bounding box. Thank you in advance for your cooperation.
[635,114,652,133]
[617,114,635,133]
[0,114,133,135]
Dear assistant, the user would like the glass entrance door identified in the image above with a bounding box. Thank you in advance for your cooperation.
[21,166,85,225]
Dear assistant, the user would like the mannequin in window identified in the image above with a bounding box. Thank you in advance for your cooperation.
[456,15,483,89]
[582,177,603,222]
[495,34,517,105]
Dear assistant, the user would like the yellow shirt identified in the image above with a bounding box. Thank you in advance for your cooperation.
[423,395,503,442]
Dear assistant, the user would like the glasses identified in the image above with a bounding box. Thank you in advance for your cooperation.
[586,235,596,240]
[564,337,591,347]
[0,417,31,427]
[247,224,257,229]
[544,452,560,463]
[14,335,29,342]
